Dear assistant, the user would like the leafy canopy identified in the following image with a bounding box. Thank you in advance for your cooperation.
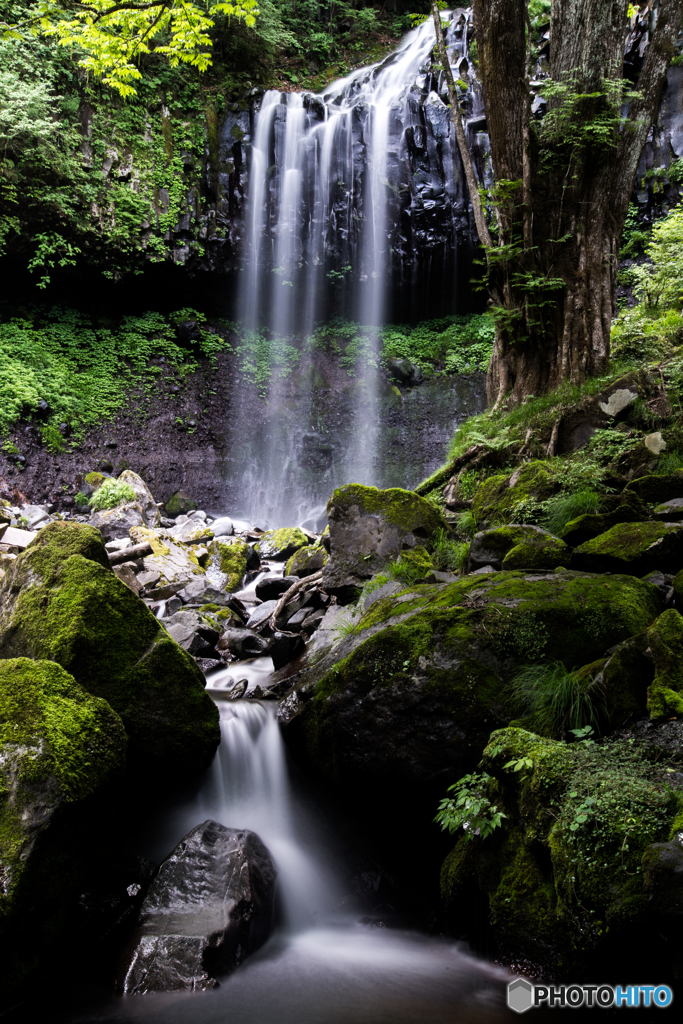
[1,0,259,96]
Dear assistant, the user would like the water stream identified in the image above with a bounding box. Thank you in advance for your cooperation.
[41,696,516,1024]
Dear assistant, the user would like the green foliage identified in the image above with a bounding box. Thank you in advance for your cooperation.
[87,478,136,511]
[311,314,494,379]
[453,509,477,539]
[620,203,651,259]
[541,489,601,536]
[631,200,683,309]
[27,233,81,289]
[435,772,507,841]
[0,305,226,436]
[3,0,258,97]
[430,528,469,572]
[74,491,89,508]
[512,660,606,738]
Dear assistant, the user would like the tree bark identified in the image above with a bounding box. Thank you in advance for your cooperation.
[469,0,683,406]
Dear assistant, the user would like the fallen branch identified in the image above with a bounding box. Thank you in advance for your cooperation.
[108,542,153,566]
[269,571,323,631]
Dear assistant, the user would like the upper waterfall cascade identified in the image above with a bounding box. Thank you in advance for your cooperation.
[238,10,489,336]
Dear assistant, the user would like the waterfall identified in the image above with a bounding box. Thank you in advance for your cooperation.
[198,699,339,931]
[239,15,460,337]
[221,12,490,529]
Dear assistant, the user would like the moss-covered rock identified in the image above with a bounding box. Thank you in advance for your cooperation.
[440,727,683,974]
[0,522,219,774]
[471,462,559,526]
[255,527,309,561]
[130,525,206,585]
[209,538,249,591]
[283,570,661,825]
[0,658,126,1000]
[571,521,683,576]
[560,503,646,547]
[468,524,569,572]
[647,609,683,718]
[165,490,197,518]
[321,484,446,602]
[285,543,328,578]
[625,472,683,504]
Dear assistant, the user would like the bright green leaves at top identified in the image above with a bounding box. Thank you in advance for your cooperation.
[631,200,683,310]
[434,772,507,841]
[2,0,259,96]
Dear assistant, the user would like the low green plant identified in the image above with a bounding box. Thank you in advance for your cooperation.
[655,450,683,474]
[430,529,469,573]
[541,489,602,536]
[435,772,507,841]
[333,614,360,641]
[512,660,606,739]
[39,423,66,454]
[453,509,478,538]
[74,491,89,507]
[88,479,136,511]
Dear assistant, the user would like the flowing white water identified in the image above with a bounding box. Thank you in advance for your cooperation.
[40,694,515,1024]
[239,16,441,337]
[198,699,339,931]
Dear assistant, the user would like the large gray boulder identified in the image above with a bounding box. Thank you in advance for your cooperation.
[118,471,161,529]
[88,501,146,542]
[120,820,276,993]
[321,484,446,603]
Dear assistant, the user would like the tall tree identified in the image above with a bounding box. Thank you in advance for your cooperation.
[436,1,683,405]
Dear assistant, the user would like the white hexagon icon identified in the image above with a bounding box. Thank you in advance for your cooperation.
[508,978,534,1013]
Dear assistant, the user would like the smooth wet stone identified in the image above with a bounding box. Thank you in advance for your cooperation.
[119,820,276,993]
[255,575,298,601]
[211,516,234,537]
[246,600,278,630]
[270,630,305,670]
[217,627,271,658]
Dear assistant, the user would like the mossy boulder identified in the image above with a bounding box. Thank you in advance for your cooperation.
[285,543,328,578]
[468,524,569,572]
[0,658,126,999]
[321,484,446,602]
[471,462,559,526]
[130,525,206,585]
[117,470,160,529]
[209,538,249,591]
[440,727,683,975]
[571,521,683,576]
[283,569,661,827]
[647,609,683,718]
[625,472,683,504]
[165,490,197,518]
[561,503,647,547]
[0,522,219,774]
[255,527,309,561]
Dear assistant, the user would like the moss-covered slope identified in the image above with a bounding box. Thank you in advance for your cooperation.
[0,522,219,773]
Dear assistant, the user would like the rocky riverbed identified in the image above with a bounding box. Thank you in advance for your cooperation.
[3,399,683,1001]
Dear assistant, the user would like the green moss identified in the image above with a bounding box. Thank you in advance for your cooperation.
[165,491,197,517]
[256,527,309,560]
[502,535,570,571]
[211,539,248,591]
[472,462,559,525]
[625,472,683,504]
[647,609,683,718]
[327,484,446,536]
[84,472,105,488]
[285,543,328,577]
[572,521,683,576]
[0,523,219,774]
[443,726,683,969]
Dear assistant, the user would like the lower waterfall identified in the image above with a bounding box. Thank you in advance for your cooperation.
[41,695,514,1024]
